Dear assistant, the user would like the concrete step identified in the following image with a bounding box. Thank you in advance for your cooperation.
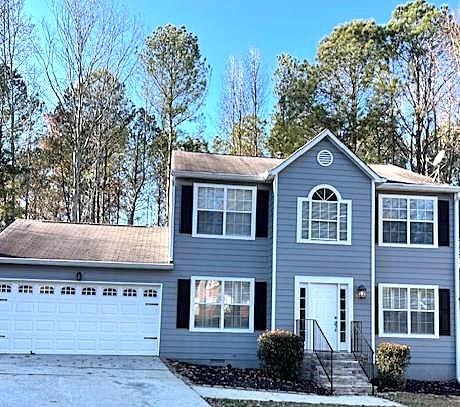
[306,352,374,395]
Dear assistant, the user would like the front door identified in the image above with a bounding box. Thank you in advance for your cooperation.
[307,283,338,350]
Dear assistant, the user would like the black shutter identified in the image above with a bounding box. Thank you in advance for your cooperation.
[256,190,269,238]
[438,200,450,247]
[375,286,379,335]
[180,185,193,234]
[439,289,451,336]
[176,279,191,329]
[254,281,267,330]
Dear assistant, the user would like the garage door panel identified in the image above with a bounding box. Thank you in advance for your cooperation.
[59,303,78,313]
[0,281,161,356]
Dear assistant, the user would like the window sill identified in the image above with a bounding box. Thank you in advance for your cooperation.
[192,233,255,241]
[296,239,351,246]
[189,327,254,334]
[378,243,438,249]
[378,333,439,339]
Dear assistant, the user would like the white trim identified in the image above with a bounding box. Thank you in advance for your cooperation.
[378,194,439,248]
[271,175,278,329]
[270,129,385,182]
[0,277,163,287]
[189,276,255,333]
[296,185,352,245]
[377,183,460,194]
[454,194,460,381]
[371,181,376,354]
[168,175,175,262]
[378,283,439,339]
[192,183,257,240]
[0,257,173,270]
[294,275,354,352]
[172,170,269,183]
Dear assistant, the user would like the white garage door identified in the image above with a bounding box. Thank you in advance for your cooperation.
[0,280,162,356]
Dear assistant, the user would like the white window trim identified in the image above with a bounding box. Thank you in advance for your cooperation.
[189,276,255,333]
[296,184,352,245]
[378,283,439,339]
[192,183,257,240]
[378,194,438,248]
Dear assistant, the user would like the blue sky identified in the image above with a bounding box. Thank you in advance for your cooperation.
[26,0,458,142]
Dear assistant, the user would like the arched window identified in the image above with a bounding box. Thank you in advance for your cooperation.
[297,185,351,244]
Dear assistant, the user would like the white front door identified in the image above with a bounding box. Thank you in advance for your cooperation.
[307,283,338,350]
[0,280,162,356]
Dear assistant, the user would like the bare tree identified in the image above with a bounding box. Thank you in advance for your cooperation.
[217,48,267,156]
[245,48,268,155]
[37,0,140,222]
[0,0,34,224]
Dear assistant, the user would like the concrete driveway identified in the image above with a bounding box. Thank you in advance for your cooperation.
[0,355,210,407]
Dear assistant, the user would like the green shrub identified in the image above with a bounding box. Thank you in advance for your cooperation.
[257,329,304,381]
[376,342,411,390]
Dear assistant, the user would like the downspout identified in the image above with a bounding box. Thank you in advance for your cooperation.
[454,193,460,382]
[271,174,278,330]
[168,175,175,263]
[371,180,376,354]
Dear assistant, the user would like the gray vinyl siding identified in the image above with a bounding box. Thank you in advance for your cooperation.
[376,192,456,380]
[275,138,373,343]
[169,177,272,366]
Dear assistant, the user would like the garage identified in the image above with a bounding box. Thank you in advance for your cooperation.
[0,280,162,356]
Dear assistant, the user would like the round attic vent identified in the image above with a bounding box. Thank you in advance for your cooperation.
[317,150,334,167]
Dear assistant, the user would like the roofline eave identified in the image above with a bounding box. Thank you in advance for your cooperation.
[0,257,174,270]
[172,170,271,183]
[377,183,460,193]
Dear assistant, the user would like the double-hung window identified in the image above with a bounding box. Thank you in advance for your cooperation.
[379,284,438,338]
[297,185,351,244]
[379,195,438,247]
[193,183,257,239]
[190,277,254,332]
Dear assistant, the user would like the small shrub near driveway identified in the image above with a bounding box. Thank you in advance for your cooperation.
[257,329,304,381]
[376,342,411,390]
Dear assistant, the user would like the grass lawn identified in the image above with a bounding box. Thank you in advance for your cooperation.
[207,393,460,406]
[381,391,460,407]
[206,401,348,407]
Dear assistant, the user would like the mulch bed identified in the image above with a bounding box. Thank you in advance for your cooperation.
[404,379,460,396]
[167,359,327,395]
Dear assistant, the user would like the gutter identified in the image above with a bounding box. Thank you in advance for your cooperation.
[0,257,174,270]
[454,194,460,382]
[377,183,460,194]
[172,170,270,183]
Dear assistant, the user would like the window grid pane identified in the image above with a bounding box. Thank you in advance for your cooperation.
[382,286,436,336]
[381,196,435,245]
[194,279,251,331]
[301,200,310,239]
[196,186,254,238]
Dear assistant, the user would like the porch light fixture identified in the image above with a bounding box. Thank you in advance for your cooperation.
[76,272,82,281]
[357,285,367,299]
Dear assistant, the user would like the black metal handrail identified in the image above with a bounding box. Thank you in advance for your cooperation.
[296,318,333,394]
[351,320,375,394]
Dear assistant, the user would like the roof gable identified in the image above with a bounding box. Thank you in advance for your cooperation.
[269,129,385,182]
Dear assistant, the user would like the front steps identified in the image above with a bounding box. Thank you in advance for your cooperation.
[304,352,373,395]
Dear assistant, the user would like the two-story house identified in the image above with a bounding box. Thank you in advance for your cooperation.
[0,129,458,388]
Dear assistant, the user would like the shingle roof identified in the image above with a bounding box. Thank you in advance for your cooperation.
[0,219,170,265]
[369,164,442,185]
[172,150,445,187]
[172,150,283,178]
